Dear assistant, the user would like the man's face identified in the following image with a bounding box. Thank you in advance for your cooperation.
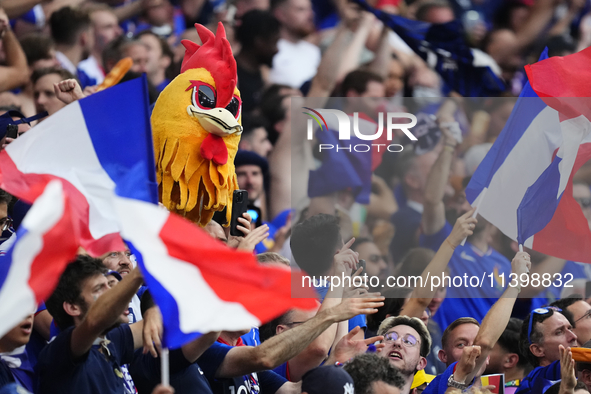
[125,43,149,74]
[204,220,228,243]
[243,127,272,158]
[279,0,315,38]
[236,164,264,202]
[0,202,8,229]
[255,32,280,68]
[385,59,404,97]
[440,323,479,366]
[92,10,122,53]
[534,312,578,363]
[573,184,591,230]
[380,324,426,376]
[355,242,387,278]
[34,73,67,116]
[139,34,165,77]
[422,6,454,23]
[77,274,129,325]
[484,342,508,375]
[0,314,34,352]
[568,301,591,345]
[102,249,133,276]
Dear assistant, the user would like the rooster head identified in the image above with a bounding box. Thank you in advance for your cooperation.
[152,22,241,227]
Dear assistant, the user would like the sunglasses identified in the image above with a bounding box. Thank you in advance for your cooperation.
[383,331,419,347]
[527,307,561,344]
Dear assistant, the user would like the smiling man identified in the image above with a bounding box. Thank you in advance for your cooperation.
[101,249,143,324]
[377,316,431,394]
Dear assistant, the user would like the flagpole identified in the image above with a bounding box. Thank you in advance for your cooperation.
[460,188,487,246]
[161,347,170,387]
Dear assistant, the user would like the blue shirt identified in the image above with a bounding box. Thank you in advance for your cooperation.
[241,328,260,347]
[0,351,34,393]
[36,324,135,394]
[423,362,457,394]
[421,222,512,328]
[130,348,213,394]
[515,360,561,394]
[198,342,287,394]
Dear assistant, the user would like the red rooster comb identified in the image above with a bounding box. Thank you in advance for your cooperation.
[180,22,237,108]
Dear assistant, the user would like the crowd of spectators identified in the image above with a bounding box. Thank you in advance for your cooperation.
[1,0,591,393]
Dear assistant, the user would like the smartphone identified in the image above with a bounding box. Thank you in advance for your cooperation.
[6,125,18,139]
[352,259,366,277]
[230,190,249,236]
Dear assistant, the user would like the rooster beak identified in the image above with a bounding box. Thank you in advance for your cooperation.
[187,105,243,137]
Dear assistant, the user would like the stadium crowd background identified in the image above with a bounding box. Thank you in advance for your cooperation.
[1,0,591,393]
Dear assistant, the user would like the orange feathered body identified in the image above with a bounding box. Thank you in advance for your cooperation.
[152,23,242,227]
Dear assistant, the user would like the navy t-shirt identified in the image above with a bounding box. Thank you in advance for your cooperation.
[36,324,135,394]
[198,342,287,394]
[130,348,213,394]
[421,222,511,328]
[515,360,561,394]
[422,362,456,394]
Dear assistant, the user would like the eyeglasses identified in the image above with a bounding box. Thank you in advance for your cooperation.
[383,331,419,347]
[575,309,591,324]
[527,307,561,344]
[575,197,591,209]
[0,217,12,232]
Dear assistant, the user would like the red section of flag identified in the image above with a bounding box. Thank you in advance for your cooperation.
[159,212,317,324]
[533,142,591,263]
[27,193,79,303]
[0,151,125,256]
[525,46,591,121]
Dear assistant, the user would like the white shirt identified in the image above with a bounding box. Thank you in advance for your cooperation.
[78,55,105,85]
[269,38,321,89]
[55,51,77,75]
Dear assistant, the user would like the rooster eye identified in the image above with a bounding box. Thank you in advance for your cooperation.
[198,85,216,109]
[226,97,240,118]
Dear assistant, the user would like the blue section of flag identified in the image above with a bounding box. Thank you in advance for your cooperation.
[308,128,372,204]
[126,240,201,349]
[466,49,549,203]
[79,75,158,204]
[517,157,563,245]
[353,0,505,97]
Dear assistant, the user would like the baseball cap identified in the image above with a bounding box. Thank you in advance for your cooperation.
[302,365,355,394]
[411,370,435,389]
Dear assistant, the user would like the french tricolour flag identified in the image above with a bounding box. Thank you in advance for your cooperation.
[0,180,78,338]
[0,76,316,349]
[466,48,591,262]
[0,76,156,257]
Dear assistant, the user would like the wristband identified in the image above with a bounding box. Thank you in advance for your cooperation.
[448,374,469,389]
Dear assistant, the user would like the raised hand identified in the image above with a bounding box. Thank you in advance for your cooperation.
[447,208,477,248]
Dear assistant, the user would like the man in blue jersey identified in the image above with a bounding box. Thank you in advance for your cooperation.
[515,307,578,394]
[423,251,530,394]
[420,117,512,329]
[37,255,160,394]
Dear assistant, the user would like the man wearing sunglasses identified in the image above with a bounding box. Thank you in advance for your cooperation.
[377,315,431,394]
[551,296,591,346]
[516,306,578,394]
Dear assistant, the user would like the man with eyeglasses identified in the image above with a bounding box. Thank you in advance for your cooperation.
[551,296,591,346]
[516,306,578,394]
[0,189,14,249]
[376,315,431,393]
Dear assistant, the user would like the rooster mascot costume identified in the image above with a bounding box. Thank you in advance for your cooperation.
[152,22,241,227]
